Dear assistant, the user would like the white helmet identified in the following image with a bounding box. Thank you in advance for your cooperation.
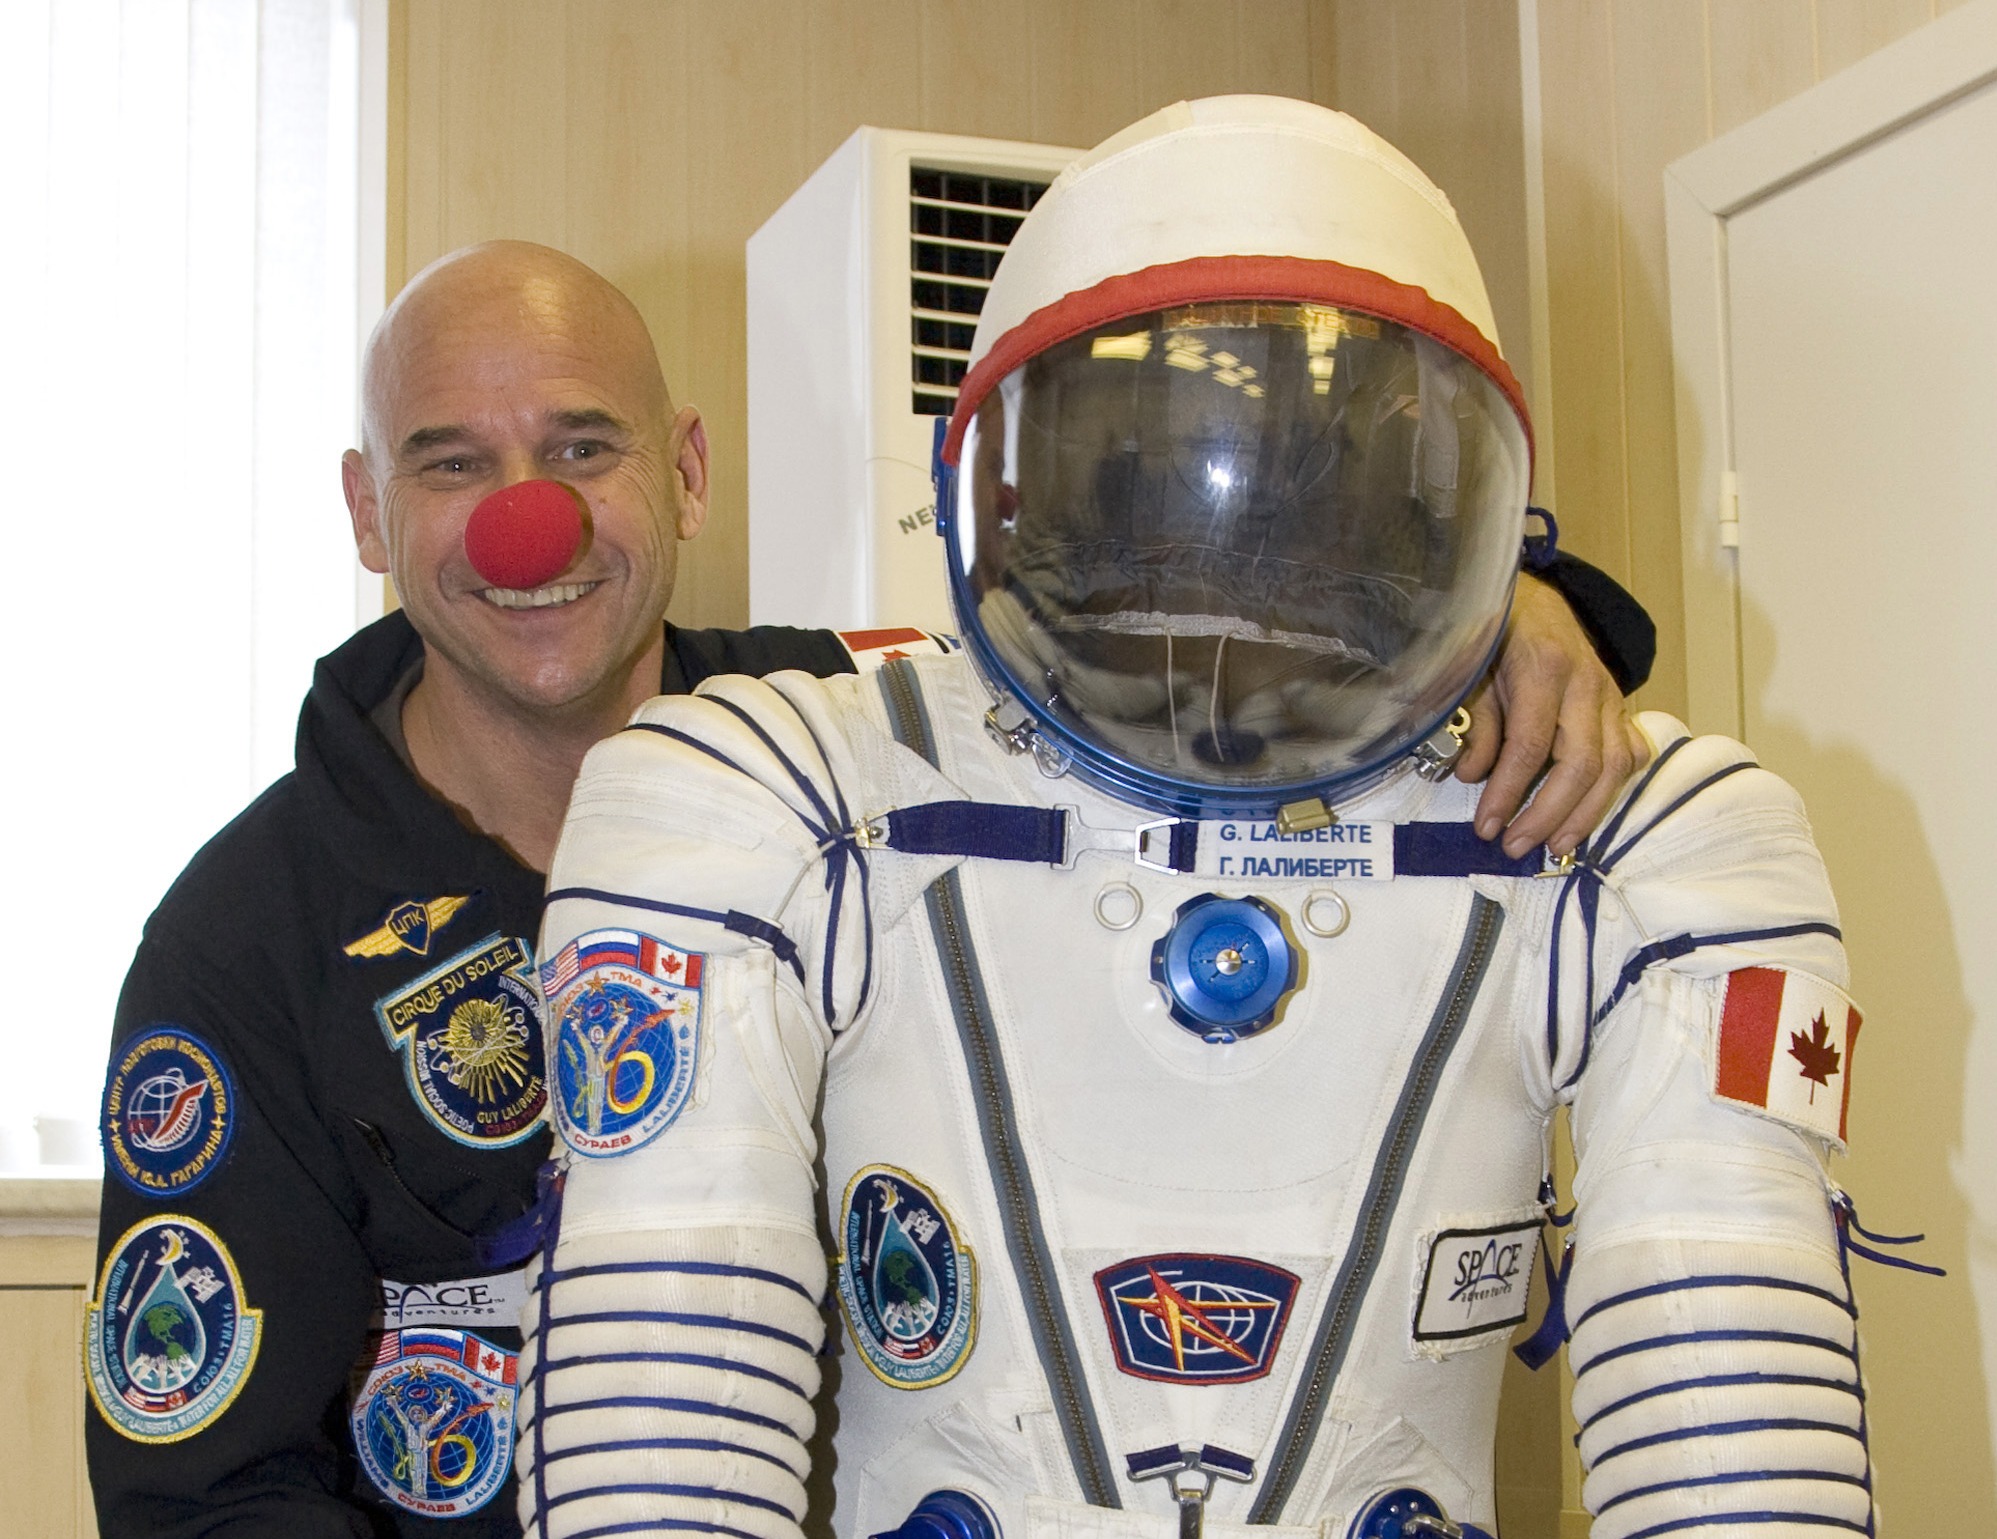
[934,95,1533,819]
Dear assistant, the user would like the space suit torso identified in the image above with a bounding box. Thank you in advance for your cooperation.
[519,653,1870,1539]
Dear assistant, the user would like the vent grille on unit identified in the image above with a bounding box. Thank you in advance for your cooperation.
[909,167,1050,415]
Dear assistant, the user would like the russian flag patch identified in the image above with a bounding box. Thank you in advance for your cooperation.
[1713,967,1861,1144]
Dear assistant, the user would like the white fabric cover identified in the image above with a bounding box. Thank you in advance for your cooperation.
[520,656,1870,1539]
[967,95,1503,371]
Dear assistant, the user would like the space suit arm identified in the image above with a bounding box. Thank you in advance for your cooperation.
[518,679,874,1539]
[1556,725,1869,1538]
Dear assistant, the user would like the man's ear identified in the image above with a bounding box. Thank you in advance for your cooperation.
[343,449,390,573]
[672,406,710,542]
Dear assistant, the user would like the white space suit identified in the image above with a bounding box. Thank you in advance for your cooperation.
[516,98,1873,1539]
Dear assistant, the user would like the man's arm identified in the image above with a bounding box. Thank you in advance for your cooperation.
[1460,557,1657,858]
[87,936,382,1537]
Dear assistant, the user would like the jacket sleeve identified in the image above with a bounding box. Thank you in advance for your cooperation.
[87,932,382,1537]
[516,674,895,1539]
[1545,721,1869,1538]
[1535,550,1657,695]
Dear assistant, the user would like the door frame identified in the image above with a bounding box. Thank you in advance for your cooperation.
[1665,0,1997,738]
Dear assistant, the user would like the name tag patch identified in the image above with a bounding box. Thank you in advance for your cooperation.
[377,1268,530,1331]
[1196,820,1395,881]
[543,929,704,1158]
[1413,1220,1538,1347]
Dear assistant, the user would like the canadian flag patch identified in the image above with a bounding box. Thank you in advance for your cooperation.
[835,627,953,671]
[1713,967,1861,1143]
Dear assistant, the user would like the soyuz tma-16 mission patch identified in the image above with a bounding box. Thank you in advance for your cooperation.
[102,1027,235,1197]
[835,1166,977,1388]
[1094,1254,1298,1384]
[86,1216,262,1443]
[351,1327,517,1518]
[373,933,547,1148]
[543,929,703,1157]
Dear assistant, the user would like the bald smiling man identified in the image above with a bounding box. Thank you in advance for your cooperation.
[84,242,1654,1535]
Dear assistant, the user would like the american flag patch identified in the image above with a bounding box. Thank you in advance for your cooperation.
[1713,967,1862,1144]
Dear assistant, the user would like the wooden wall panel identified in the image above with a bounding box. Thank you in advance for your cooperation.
[393,0,1348,630]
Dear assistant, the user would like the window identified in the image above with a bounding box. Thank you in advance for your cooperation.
[0,0,385,1170]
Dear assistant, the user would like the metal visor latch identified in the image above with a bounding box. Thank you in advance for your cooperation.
[982,696,1071,779]
[1411,707,1473,782]
[1149,893,1300,1043]
[1129,1446,1256,1539]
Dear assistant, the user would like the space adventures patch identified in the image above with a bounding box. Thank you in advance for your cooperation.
[543,929,703,1157]
[835,1166,977,1388]
[373,933,547,1147]
[86,1216,263,1442]
[102,1027,235,1197]
[351,1327,518,1518]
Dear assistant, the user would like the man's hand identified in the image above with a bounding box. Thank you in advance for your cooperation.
[1454,572,1651,858]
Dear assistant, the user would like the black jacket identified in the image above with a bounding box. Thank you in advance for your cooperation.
[87,611,851,1536]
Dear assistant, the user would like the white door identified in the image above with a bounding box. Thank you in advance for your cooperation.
[1667,1,1997,1525]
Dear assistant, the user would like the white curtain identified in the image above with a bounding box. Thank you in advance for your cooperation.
[0,0,379,1167]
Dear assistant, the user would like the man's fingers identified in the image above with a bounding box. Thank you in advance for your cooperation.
[1454,682,1503,785]
[1473,668,1560,840]
[1542,702,1649,858]
[1494,666,1608,855]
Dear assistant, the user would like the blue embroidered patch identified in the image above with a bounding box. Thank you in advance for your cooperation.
[373,934,547,1148]
[1094,1254,1298,1384]
[835,1166,977,1388]
[86,1217,263,1442]
[102,1027,236,1197]
[351,1327,518,1518]
[543,929,703,1158]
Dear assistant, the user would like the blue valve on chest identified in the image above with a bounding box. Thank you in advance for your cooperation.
[1149,893,1300,1043]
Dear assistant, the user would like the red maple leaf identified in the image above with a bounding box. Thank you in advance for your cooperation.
[880,649,910,661]
[1788,1011,1842,1102]
[661,953,682,977]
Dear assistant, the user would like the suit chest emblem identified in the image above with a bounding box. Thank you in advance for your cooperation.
[835,1166,977,1388]
[1095,1253,1299,1384]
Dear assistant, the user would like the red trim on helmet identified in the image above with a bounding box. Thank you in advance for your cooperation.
[942,254,1532,466]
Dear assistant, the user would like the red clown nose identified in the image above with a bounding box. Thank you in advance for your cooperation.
[464,480,593,590]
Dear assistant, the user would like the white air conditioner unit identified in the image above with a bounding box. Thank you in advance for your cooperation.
[747,126,1080,632]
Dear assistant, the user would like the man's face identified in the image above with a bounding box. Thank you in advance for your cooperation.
[343,277,705,721]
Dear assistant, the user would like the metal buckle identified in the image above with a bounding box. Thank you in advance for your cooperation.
[1535,849,1578,878]
[1133,818,1182,874]
[852,816,889,850]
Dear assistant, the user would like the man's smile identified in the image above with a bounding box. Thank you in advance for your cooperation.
[478,579,603,610]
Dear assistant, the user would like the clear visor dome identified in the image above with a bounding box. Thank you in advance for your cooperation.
[948,301,1531,814]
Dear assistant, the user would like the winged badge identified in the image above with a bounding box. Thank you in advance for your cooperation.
[344,896,473,959]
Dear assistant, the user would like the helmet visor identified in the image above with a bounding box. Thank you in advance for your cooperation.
[951,301,1531,805]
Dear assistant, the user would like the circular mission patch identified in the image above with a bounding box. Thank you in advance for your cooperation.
[86,1216,262,1443]
[543,929,703,1158]
[835,1165,977,1388]
[102,1027,236,1198]
[352,1327,518,1518]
